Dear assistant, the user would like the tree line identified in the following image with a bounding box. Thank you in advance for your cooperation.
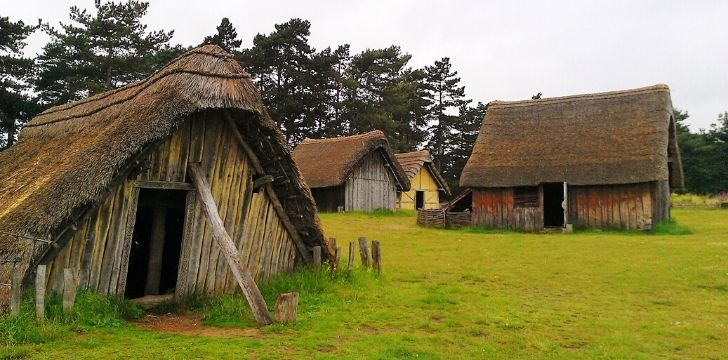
[1,1,725,195]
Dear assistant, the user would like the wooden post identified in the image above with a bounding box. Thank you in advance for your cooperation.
[312,246,322,269]
[189,163,272,326]
[329,237,337,254]
[358,237,370,268]
[63,268,77,313]
[145,206,167,295]
[10,269,22,315]
[274,292,299,323]
[333,247,341,270]
[347,241,355,271]
[371,240,382,275]
[35,265,46,321]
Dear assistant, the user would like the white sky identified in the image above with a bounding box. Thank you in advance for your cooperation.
[6,0,728,130]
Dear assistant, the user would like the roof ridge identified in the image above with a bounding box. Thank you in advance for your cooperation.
[488,84,670,109]
[300,130,384,144]
[38,47,237,117]
[27,48,249,128]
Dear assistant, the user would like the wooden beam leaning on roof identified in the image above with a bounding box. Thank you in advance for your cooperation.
[223,111,312,264]
[188,162,272,326]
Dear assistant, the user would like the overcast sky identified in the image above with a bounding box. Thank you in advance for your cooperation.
[6,0,727,130]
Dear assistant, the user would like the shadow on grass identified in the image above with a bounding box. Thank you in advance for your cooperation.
[440,218,692,236]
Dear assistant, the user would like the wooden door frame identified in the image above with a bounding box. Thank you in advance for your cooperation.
[117,181,195,299]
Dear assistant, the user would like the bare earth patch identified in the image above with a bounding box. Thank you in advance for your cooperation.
[134,313,263,338]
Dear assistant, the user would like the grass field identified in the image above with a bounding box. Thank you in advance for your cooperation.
[2,208,728,359]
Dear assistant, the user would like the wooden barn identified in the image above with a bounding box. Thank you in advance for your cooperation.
[292,131,410,212]
[395,151,450,210]
[459,85,684,231]
[0,45,326,307]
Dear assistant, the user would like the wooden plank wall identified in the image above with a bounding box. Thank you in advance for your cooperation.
[568,182,654,230]
[344,151,397,211]
[398,167,440,210]
[472,188,543,231]
[45,112,298,296]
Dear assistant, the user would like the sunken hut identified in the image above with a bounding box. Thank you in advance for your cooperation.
[395,151,450,210]
[460,84,683,231]
[0,45,326,308]
[292,131,410,212]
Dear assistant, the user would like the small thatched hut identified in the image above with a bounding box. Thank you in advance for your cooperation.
[395,150,450,210]
[0,45,326,307]
[292,131,410,212]
[460,84,683,231]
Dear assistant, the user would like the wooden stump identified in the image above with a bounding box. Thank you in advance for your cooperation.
[63,268,77,313]
[371,240,382,275]
[10,269,22,316]
[274,292,299,323]
[333,247,341,270]
[347,241,355,271]
[358,237,370,268]
[35,265,46,321]
[329,237,337,253]
[313,246,322,269]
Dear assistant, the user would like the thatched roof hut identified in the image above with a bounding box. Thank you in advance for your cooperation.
[292,130,410,212]
[460,84,683,230]
[0,45,326,307]
[394,150,450,210]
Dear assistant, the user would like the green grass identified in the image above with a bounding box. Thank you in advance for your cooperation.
[2,208,728,359]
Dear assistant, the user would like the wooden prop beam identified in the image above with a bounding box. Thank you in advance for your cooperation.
[188,163,272,326]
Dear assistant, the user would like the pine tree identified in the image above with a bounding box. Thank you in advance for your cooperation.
[423,57,468,171]
[202,18,242,52]
[0,16,38,149]
[34,1,180,106]
[444,102,486,194]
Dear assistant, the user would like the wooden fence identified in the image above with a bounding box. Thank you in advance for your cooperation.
[416,209,472,228]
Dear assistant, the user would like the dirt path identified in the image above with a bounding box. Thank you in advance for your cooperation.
[134,313,263,338]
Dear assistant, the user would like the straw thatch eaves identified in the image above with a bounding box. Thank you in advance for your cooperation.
[292,130,411,191]
[460,84,684,189]
[0,45,324,255]
[394,150,451,195]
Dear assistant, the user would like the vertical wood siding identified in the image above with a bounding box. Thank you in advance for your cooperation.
[472,188,543,231]
[398,167,440,210]
[344,151,397,211]
[45,112,298,296]
[568,182,654,230]
[472,182,661,231]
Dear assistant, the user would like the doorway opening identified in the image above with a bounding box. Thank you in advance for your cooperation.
[415,191,425,210]
[125,188,187,299]
[542,183,564,228]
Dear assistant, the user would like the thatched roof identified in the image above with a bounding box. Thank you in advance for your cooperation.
[0,45,325,256]
[394,150,451,195]
[460,84,684,189]
[292,130,410,191]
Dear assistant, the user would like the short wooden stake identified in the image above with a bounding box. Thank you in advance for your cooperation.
[372,240,382,275]
[10,269,22,316]
[313,246,322,269]
[63,268,77,313]
[347,241,355,271]
[274,292,299,323]
[329,237,337,252]
[35,265,46,321]
[358,237,370,268]
[333,247,341,270]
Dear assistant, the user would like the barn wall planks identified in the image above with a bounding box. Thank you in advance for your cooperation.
[45,112,298,297]
[568,182,654,230]
[344,151,398,211]
[472,188,543,231]
[471,182,663,231]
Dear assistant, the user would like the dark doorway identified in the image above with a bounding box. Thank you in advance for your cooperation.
[125,188,187,299]
[415,191,425,210]
[542,183,564,228]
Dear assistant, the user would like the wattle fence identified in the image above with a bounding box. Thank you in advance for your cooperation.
[416,209,472,228]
